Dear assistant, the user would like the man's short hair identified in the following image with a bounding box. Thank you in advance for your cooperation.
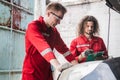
[46,2,67,14]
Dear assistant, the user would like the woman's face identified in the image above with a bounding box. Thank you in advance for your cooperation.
[84,21,94,35]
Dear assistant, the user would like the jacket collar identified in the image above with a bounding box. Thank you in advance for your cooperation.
[81,35,98,42]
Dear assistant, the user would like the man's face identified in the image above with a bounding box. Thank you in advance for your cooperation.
[84,21,94,35]
[48,11,64,27]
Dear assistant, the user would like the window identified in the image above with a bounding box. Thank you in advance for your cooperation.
[0,0,34,31]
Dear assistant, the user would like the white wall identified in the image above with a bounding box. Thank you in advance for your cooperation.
[55,0,120,58]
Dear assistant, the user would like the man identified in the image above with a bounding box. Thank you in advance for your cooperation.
[70,15,108,63]
[22,2,78,80]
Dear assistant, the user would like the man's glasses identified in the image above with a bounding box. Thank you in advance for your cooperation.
[50,12,62,20]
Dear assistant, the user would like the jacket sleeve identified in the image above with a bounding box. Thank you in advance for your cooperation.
[70,39,79,62]
[26,22,56,62]
[70,39,89,63]
[54,29,75,62]
[100,38,108,58]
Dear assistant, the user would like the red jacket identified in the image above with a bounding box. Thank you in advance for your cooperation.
[22,16,75,80]
[70,35,108,62]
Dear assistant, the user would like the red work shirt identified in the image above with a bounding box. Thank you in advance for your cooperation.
[22,16,75,80]
[70,35,108,62]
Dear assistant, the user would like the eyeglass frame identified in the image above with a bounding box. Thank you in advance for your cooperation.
[50,12,63,20]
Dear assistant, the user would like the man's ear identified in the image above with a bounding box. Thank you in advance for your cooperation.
[47,11,51,17]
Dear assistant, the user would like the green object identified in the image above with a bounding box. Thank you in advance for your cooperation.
[86,54,95,61]
[86,51,104,61]
[94,51,104,57]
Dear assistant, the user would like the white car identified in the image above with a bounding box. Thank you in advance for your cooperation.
[53,57,120,80]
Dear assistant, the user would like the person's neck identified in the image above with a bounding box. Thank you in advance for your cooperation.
[43,16,51,28]
[84,33,92,40]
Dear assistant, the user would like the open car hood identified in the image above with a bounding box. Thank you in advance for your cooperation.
[106,0,120,14]
[53,57,120,80]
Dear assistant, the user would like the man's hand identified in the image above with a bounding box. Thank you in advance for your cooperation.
[50,59,73,72]
[84,49,94,56]
[78,49,95,62]
[50,59,61,71]
[57,63,73,72]
[71,60,78,65]
[80,49,93,57]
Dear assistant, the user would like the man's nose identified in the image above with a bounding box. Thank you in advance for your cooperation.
[88,26,92,30]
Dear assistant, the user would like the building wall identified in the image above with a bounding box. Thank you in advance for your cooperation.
[0,27,25,80]
[55,0,120,59]
[0,0,34,80]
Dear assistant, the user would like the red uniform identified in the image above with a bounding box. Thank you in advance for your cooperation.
[22,16,75,80]
[70,35,108,62]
